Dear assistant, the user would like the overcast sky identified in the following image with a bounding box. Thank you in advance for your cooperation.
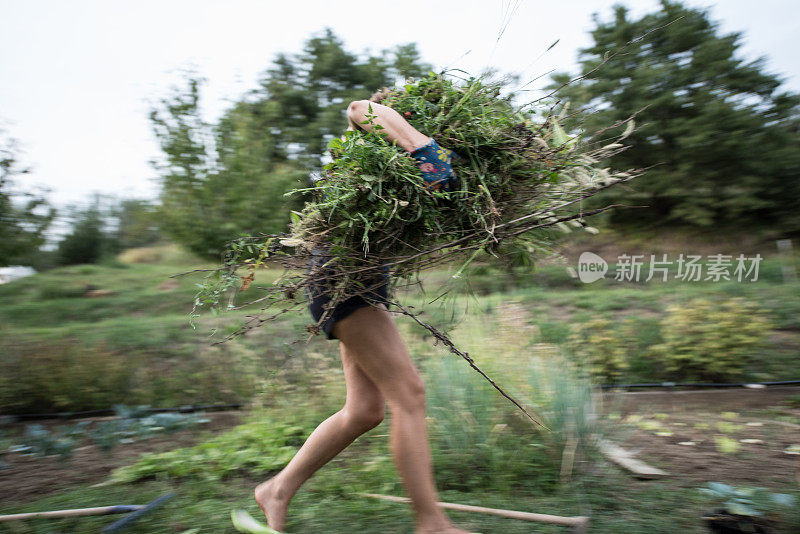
[1,0,798,230]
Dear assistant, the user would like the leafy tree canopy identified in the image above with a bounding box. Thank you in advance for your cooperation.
[550,0,800,233]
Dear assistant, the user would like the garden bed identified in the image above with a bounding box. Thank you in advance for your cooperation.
[0,410,242,505]
[604,389,800,490]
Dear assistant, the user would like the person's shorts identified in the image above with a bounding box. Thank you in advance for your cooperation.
[306,250,391,340]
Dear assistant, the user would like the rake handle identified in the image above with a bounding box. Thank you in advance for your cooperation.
[0,505,141,522]
[360,493,590,527]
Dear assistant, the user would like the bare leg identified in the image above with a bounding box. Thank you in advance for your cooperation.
[331,306,471,534]
[255,343,386,532]
[347,100,431,152]
[256,101,466,532]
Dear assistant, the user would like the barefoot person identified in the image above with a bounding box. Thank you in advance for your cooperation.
[250,96,473,534]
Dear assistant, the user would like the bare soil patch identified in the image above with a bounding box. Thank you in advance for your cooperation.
[605,388,800,490]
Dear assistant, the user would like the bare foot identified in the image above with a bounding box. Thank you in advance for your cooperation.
[254,477,290,532]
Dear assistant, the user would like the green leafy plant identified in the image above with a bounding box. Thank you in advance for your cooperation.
[714,436,740,455]
[653,297,773,382]
[6,406,210,458]
[716,421,743,434]
[700,482,797,521]
[88,405,210,453]
[288,72,631,276]
[5,405,210,460]
[16,424,76,461]
[565,316,632,383]
[637,420,663,432]
[111,414,309,483]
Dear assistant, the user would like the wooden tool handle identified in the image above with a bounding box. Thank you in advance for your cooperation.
[360,493,590,527]
[0,505,140,522]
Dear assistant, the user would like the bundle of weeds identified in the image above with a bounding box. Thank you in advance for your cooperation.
[287,72,637,285]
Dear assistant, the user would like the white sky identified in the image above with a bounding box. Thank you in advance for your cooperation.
[1,0,798,233]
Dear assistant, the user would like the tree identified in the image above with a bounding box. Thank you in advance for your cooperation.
[151,30,431,260]
[0,131,56,267]
[242,29,431,167]
[56,194,116,265]
[111,198,162,250]
[549,1,800,234]
[150,74,310,260]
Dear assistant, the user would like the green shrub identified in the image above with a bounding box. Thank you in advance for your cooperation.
[529,264,584,289]
[653,297,773,382]
[0,338,130,413]
[0,335,268,414]
[461,263,516,295]
[760,288,800,330]
[565,316,632,383]
[616,315,663,381]
[459,260,581,295]
[425,355,500,485]
[56,204,115,266]
[537,321,573,344]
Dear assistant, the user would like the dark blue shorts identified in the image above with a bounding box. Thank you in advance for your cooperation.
[306,251,390,340]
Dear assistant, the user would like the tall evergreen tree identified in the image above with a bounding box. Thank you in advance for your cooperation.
[151,30,430,260]
[56,194,115,266]
[550,1,800,234]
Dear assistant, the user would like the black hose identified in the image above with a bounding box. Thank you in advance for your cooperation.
[6,403,243,422]
[599,379,800,390]
[7,381,800,421]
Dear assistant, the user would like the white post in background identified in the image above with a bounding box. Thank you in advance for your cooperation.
[776,239,797,284]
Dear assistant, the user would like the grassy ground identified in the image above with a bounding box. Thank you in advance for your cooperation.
[1,238,798,412]
[0,471,717,533]
[0,244,329,413]
[1,239,799,532]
